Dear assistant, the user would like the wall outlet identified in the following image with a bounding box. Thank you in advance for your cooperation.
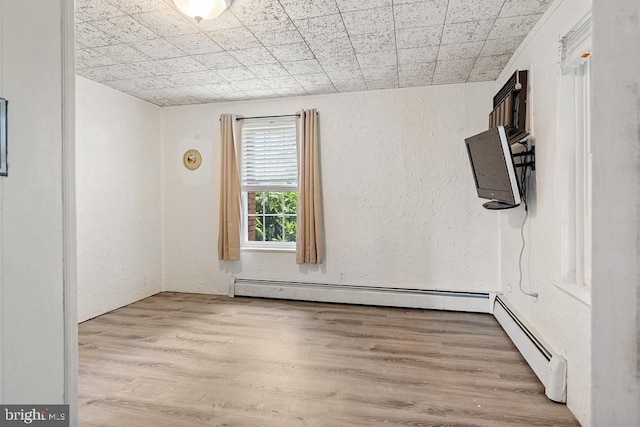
[339,272,345,282]
[507,284,513,292]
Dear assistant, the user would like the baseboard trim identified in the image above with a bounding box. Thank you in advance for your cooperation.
[232,278,494,313]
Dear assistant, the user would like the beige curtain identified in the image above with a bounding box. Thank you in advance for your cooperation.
[218,114,241,261]
[296,109,324,264]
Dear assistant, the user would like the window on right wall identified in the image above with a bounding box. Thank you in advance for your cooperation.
[558,12,592,293]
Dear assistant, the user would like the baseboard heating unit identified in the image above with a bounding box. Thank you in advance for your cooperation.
[493,295,567,402]
[231,278,493,314]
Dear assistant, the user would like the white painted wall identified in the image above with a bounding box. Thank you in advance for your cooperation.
[162,83,497,295]
[76,76,162,322]
[495,0,592,424]
[0,0,69,404]
[591,0,640,424]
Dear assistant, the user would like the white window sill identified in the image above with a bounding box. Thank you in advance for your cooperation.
[241,244,296,253]
[551,280,591,307]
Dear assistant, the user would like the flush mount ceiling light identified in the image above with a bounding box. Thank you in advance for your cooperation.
[173,0,232,23]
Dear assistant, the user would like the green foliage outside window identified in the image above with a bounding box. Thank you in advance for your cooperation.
[252,191,297,242]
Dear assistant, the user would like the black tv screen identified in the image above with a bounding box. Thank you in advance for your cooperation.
[465,126,521,209]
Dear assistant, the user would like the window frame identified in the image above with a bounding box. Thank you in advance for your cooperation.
[555,13,592,304]
[239,116,298,251]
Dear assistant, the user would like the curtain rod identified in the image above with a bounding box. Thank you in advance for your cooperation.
[236,114,300,121]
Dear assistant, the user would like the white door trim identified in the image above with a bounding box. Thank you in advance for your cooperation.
[61,0,77,424]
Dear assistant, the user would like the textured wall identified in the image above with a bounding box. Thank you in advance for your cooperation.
[495,0,592,424]
[162,82,497,295]
[76,77,162,322]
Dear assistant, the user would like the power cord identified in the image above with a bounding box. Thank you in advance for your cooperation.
[516,142,538,298]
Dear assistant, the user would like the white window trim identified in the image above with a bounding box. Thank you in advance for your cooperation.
[556,12,592,304]
[239,116,299,250]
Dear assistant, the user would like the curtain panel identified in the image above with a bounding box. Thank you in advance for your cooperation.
[296,109,324,264]
[218,114,241,261]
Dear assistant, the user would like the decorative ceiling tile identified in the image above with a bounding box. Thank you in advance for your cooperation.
[325,69,363,83]
[281,59,325,76]
[432,58,475,84]
[134,9,198,37]
[336,0,391,12]
[76,22,121,49]
[397,46,439,65]
[437,41,484,61]
[278,0,339,19]
[350,32,395,53]
[361,66,397,80]
[441,20,494,44]
[247,63,291,79]
[394,1,447,30]
[247,20,304,46]
[215,66,258,81]
[468,67,502,82]
[333,80,367,92]
[203,82,241,94]
[156,56,209,74]
[267,43,315,63]
[227,0,288,25]
[294,72,333,86]
[77,63,140,82]
[165,70,225,86]
[398,62,436,78]
[129,38,186,59]
[304,85,337,95]
[275,86,308,96]
[366,79,399,90]
[499,0,554,18]
[91,16,158,43]
[165,33,223,55]
[400,76,433,88]
[488,14,543,39]
[261,76,301,89]
[228,47,278,66]
[395,26,443,49]
[480,36,525,56]
[196,11,244,31]
[76,49,118,69]
[473,54,513,72]
[206,26,261,50]
[193,51,242,69]
[106,0,171,15]
[356,51,397,69]
[76,0,126,23]
[94,44,151,63]
[342,7,394,36]
[294,14,349,41]
[75,0,555,105]
[445,0,504,24]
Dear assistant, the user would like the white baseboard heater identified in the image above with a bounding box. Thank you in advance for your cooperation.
[231,278,493,314]
[493,295,567,402]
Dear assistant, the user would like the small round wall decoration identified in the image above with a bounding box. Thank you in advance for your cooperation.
[183,149,202,170]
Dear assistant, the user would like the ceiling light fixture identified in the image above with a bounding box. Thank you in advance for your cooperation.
[173,0,232,23]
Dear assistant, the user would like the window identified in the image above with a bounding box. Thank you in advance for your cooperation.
[240,116,298,249]
[558,13,592,290]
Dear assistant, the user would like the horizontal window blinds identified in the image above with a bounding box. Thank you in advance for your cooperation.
[241,117,298,190]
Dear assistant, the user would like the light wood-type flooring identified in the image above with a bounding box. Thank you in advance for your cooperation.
[78,292,580,426]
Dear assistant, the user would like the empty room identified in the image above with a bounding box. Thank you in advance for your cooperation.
[0,0,638,426]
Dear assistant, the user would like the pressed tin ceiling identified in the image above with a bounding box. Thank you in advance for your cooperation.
[75,0,553,107]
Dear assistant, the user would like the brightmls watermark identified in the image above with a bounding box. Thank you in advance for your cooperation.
[0,406,68,426]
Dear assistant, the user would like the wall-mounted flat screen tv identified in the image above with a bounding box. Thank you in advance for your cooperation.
[465,126,521,210]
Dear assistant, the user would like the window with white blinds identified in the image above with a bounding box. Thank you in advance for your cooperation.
[241,117,298,191]
[240,116,298,248]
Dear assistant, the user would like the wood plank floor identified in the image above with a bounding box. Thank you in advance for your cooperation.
[78,292,580,426]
